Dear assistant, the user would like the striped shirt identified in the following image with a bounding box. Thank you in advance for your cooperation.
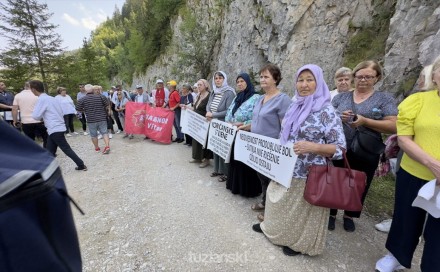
[209,93,223,112]
[76,93,109,123]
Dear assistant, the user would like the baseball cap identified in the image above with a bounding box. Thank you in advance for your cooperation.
[156,79,164,84]
[168,80,177,86]
[136,84,143,89]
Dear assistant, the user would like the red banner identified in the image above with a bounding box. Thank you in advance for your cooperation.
[124,102,175,144]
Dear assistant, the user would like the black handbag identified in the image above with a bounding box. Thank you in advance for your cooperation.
[349,94,385,160]
[351,126,385,160]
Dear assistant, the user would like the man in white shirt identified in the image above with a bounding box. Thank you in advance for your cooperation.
[31,80,87,171]
[134,85,151,104]
[12,81,48,147]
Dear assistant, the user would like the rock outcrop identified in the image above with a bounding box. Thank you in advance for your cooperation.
[134,0,440,95]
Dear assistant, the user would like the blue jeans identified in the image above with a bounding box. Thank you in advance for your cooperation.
[173,108,183,140]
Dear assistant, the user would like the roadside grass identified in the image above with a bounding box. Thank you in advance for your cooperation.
[364,173,396,219]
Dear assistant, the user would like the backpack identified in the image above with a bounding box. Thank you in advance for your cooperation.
[0,120,83,271]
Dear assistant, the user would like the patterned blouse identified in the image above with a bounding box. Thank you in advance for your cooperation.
[225,94,260,124]
[280,104,346,179]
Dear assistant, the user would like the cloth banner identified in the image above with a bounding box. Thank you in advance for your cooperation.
[180,108,189,134]
[124,102,174,144]
[234,130,297,188]
[183,109,210,148]
[207,119,237,163]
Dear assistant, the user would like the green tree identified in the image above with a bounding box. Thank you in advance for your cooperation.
[173,7,221,80]
[80,38,108,85]
[0,0,63,87]
[0,48,36,91]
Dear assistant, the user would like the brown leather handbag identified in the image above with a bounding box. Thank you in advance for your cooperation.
[304,151,367,211]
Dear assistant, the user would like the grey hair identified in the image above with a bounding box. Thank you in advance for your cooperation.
[334,67,353,79]
[84,84,94,93]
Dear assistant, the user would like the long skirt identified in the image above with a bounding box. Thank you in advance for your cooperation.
[226,147,262,197]
[261,179,329,256]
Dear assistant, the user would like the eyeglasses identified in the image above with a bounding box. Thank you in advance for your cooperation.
[354,75,376,81]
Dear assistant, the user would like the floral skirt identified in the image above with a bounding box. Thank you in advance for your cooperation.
[260,178,329,256]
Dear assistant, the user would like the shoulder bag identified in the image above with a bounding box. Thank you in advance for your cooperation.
[350,94,385,160]
[304,151,367,211]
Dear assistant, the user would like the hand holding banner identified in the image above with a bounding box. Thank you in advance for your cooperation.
[234,130,297,188]
[124,102,175,144]
[183,109,210,147]
[207,119,237,163]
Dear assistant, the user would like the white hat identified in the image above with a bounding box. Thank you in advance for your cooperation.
[156,79,164,84]
[136,84,143,89]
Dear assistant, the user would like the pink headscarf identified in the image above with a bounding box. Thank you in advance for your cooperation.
[280,64,331,144]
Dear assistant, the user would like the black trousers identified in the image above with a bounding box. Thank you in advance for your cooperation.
[385,168,440,271]
[330,149,380,218]
[63,114,75,133]
[47,132,84,167]
[79,112,87,131]
[22,122,48,148]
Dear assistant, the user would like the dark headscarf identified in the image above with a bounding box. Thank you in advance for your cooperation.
[231,72,256,116]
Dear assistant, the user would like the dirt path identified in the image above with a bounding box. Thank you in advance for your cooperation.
[56,134,421,271]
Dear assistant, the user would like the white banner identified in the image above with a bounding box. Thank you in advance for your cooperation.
[207,119,237,163]
[180,108,189,134]
[184,109,210,148]
[234,130,297,188]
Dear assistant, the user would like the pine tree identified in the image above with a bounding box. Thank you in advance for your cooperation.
[0,0,63,88]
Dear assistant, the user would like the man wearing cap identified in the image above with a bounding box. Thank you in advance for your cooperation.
[151,79,169,108]
[168,80,184,143]
[135,85,151,104]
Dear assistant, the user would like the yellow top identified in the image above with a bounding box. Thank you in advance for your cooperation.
[397,90,440,180]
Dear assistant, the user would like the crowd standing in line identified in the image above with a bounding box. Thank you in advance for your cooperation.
[2,55,439,271]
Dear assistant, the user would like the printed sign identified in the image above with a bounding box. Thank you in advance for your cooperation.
[184,109,210,148]
[234,130,297,188]
[207,119,237,163]
[124,102,174,144]
[180,108,189,134]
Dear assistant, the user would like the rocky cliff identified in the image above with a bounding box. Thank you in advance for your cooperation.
[134,0,440,95]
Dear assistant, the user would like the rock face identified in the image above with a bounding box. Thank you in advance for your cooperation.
[135,0,440,95]
[382,0,440,94]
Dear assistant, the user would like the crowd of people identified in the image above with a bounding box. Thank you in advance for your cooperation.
[1,56,439,272]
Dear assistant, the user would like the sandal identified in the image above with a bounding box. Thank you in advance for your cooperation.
[218,175,228,182]
[251,203,265,211]
[257,213,264,222]
[210,172,221,177]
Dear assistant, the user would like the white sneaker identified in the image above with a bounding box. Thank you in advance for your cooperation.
[83,132,89,136]
[97,134,103,139]
[375,253,405,272]
[375,219,392,233]
[66,133,72,137]
[73,132,79,135]
[116,130,122,134]
[109,133,113,139]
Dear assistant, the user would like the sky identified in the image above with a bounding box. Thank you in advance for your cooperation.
[0,0,126,51]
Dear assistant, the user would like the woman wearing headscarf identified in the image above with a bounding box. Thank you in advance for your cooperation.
[225,72,261,196]
[252,64,346,257]
[206,71,236,181]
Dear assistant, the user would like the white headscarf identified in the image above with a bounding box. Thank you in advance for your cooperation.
[212,71,236,95]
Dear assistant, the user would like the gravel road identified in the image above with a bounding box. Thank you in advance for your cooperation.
[56,134,422,272]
